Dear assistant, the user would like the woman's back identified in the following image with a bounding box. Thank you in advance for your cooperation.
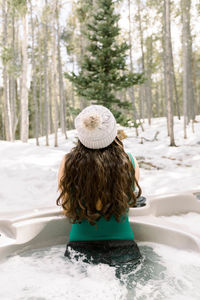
[69,214,134,241]
[69,153,135,242]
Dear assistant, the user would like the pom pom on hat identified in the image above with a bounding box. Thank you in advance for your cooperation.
[75,105,117,149]
[82,114,101,130]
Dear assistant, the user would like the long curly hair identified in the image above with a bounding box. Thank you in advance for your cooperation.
[56,136,142,225]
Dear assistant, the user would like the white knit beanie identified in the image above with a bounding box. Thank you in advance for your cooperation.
[75,105,117,149]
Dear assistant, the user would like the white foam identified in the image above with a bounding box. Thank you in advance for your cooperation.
[0,245,127,300]
[0,242,200,300]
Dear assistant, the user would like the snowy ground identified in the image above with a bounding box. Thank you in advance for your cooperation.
[0,116,200,212]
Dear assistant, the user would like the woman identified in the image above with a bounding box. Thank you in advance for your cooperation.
[57,105,142,267]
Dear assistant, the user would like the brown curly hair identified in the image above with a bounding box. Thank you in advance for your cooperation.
[56,136,141,225]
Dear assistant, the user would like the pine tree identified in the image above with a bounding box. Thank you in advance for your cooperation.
[66,0,144,124]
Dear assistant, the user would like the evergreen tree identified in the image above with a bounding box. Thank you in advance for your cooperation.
[66,0,144,125]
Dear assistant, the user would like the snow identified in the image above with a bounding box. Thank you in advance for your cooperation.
[0,116,200,212]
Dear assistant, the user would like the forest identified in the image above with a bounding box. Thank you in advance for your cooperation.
[0,2,200,298]
[0,0,199,146]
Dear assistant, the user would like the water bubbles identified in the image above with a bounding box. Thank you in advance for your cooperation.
[0,243,200,300]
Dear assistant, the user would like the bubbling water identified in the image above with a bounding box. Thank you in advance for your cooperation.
[0,242,200,300]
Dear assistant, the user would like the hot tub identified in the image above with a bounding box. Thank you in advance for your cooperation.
[0,190,200,299]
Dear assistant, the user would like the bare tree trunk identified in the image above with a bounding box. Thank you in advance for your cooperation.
[146,36,153,126]
[181,0,189,139]
[51,0,58,147]
[167,10,180,120]
[44,0,49,146]
[164,0,176,146]
[193,54,199,116]
[161,16,170,136]
[15,18,20,138]
[38,31,43,137]
[48,69,53,134]
[155,86,159,117]
[138,85,144,131]
[187,1,196,124]
[2,0,13,141]
[160,80,165,117]
[136,0,145,123]
[20,12,29,142]
[56,1,67,139]
[71,56,75,125]
[30,0,39,145]
[171,48,180,120]
[128,0,138,136]
[162,41,169,135]
[0,89,5,139]
[11,13,17,139]
[181,0,196,126]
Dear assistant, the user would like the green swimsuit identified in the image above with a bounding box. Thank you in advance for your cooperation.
[69,153,135,242]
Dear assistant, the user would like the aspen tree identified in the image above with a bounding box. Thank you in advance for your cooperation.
[163,0,176,146]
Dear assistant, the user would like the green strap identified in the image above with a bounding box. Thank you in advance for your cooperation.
[128,152,135,169]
